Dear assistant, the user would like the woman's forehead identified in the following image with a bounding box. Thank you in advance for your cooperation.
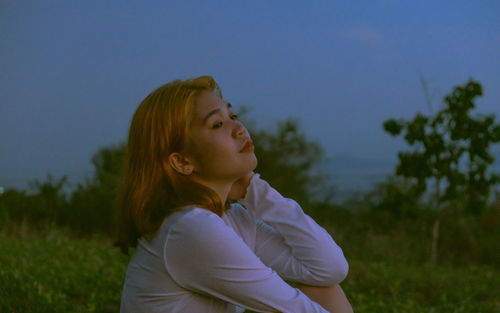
[195,91,224,109]
[193,91,230,118]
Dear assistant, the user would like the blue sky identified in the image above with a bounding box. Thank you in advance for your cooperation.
[1,0,499,190]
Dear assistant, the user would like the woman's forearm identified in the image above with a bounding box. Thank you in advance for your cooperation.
[296,284,353,313]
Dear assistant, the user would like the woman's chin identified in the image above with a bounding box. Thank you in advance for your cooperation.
[249,155,258,171]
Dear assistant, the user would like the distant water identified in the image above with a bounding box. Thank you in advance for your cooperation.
[322,154,500,203]
[321,155,396,202]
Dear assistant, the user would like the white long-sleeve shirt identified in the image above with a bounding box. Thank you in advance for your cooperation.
[120,174,348,313]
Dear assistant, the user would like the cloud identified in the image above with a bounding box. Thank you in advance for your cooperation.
[337,26,399,62]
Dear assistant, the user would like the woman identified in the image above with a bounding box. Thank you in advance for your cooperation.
[115,76,353,312]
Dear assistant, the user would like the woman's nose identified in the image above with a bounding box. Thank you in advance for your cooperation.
[232,120,247,138]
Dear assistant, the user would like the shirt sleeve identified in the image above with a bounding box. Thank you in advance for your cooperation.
[238,173,348,286]
[164,208,330,313]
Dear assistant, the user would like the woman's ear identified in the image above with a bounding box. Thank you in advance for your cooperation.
[167,152,195,175]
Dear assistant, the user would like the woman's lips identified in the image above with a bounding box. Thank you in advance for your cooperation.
[240,140,254,153]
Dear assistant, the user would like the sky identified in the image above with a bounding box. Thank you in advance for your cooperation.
[1,0,500,192]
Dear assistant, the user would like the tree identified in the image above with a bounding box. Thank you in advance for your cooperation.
[383,79,500,264]
[68,143,126,235]
[238,108,335,208]
[0,174,69,230]
[28,174,69,225]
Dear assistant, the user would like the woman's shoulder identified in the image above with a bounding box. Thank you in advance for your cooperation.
[158,204,256,247]
[167,204,256,239]
[149,206,209,240]
[164,206,226,234]
[163,206,244,252]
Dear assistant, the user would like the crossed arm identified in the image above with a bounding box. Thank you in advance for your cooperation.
[230,172,353,312]
[296,283,353,313]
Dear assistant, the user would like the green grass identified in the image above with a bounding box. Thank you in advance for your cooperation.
[0,226,498,313]
[0,226,128,313]
[343,262,498,313]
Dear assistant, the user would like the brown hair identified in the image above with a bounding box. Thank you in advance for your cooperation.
[114,76,231,254]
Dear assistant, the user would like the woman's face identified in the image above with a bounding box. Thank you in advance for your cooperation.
[185,90,257,185]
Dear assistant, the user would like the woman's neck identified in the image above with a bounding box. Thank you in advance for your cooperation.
[191,177,233,204]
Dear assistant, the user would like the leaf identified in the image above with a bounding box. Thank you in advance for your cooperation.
[382,119,404,136]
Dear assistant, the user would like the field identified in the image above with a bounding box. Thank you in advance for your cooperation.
[1,223,498,313]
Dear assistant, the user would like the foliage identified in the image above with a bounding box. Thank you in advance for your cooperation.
[383,79,500,215]
[67,142,126,235]
[0,144,126,236]
[343,261,498,313]
[346,204,500,267]
[360,175,428,218]
[0,175,68,228]
[382,78,500,264]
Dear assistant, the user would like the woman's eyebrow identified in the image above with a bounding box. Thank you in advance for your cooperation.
[202,102,232,125]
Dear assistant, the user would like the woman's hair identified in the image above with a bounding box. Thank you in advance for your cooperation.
[114,75,231,254]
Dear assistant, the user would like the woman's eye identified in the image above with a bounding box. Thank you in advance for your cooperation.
[212,114,237,129]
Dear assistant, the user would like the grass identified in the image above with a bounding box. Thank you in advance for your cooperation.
[343,262,498,313]
[0,224,498,313]
[0,225,128,313]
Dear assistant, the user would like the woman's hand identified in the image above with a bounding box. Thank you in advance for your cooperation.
[228,171,255,201]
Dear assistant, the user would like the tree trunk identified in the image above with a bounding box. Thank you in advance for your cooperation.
[430,176,442,266]
[430,216,440,266]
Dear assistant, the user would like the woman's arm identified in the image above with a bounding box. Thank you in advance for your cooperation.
[296,284,353,313]
[164,208,330,313]
[235,173,349,286]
